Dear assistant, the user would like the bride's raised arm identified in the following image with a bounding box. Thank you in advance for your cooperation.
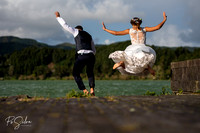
[145,12,167,32]
[102,22,129,35]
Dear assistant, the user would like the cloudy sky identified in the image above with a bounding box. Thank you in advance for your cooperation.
[0,0,200,47]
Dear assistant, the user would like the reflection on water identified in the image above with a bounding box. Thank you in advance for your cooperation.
[0,80,171,97]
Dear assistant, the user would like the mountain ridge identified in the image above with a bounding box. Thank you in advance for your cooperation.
[0,36,75,55]
[0,36,199,55]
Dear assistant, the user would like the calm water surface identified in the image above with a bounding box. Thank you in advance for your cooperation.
[0,80,171,97]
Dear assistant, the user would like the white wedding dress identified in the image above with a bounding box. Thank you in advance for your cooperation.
[109,28,156,75]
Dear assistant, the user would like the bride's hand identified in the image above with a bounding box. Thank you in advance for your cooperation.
[163,12,167,21]
[102,22,106,30]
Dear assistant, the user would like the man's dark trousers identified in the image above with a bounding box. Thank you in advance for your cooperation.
[73,53,95,90]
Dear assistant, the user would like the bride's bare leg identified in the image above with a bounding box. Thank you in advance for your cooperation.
[148,65,156,76]
[113,61,125,69]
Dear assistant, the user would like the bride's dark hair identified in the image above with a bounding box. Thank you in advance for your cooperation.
[130,17,142,25]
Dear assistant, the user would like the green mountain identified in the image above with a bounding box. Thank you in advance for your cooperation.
[0,37,200,80]
[0,36,48,55]
[0,36,75,55]
[53,42,75,50]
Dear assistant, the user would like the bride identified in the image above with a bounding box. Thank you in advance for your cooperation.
[102,12,167,76]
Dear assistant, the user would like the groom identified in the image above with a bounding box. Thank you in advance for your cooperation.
[55,11,96,95]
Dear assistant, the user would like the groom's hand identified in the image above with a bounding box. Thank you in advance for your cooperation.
[55,11,60,17]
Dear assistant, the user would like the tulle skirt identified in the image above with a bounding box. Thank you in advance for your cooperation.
[109,44,156,75]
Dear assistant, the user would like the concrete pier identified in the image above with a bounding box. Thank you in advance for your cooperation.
[171,59,200,93]
[0,95,200,133]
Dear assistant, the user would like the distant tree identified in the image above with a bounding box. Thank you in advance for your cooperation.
[0,40,200,80]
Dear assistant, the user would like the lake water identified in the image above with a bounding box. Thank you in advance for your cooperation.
[0,80,171,97]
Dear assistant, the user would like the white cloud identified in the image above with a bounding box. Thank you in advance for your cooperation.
[0,27,24,37]
[180,0,200,44]
[147,25,198,47]
[104,39,113,45]
[0,0,139,44]
[0,0,58,39]
[53,0,142,23]
[0,0,199,46]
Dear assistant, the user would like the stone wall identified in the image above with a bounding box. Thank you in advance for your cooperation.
[171,59,200,92]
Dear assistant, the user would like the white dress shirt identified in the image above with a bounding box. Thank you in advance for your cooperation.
[56,17,96,55]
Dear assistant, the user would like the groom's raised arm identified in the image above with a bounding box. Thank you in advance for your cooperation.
[55,11,78,37]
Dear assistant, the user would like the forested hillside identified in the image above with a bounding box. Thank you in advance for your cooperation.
[0,38,200,80]
[0,36,74,55]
